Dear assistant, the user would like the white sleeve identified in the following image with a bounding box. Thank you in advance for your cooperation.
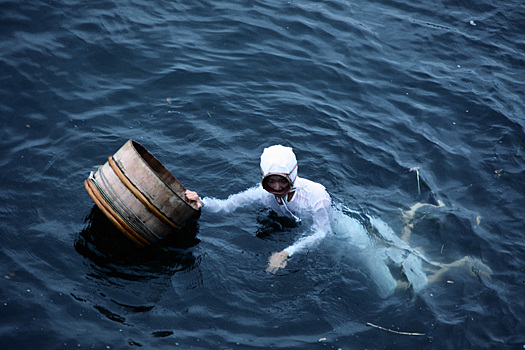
[284,194,332,256]
[201,185,265,213]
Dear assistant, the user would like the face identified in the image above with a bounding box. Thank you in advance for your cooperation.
[264,175,290,196]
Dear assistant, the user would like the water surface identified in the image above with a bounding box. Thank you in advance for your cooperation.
[1,0,524,348]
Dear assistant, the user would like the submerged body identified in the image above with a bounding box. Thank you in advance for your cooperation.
[331,203,492,298]
[331,207,429,298]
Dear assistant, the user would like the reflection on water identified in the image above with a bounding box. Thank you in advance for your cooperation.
[76,206,201,275]
[74,206,204,323]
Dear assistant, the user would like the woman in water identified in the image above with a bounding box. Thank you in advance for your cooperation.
[185,144,491,297]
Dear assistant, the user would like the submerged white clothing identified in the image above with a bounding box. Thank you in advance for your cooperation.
[201,176,332,256]
[331,207,430,298]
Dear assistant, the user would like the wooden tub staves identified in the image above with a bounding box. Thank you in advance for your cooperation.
[84,140,200,246]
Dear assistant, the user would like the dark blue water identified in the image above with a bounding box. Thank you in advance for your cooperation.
[1,0,524,348]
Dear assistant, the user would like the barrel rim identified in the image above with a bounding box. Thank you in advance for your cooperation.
[128,139,200,213]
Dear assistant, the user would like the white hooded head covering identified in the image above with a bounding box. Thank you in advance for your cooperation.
[260,145,298,195]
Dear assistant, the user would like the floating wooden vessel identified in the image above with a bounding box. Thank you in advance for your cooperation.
[84,139,200,246]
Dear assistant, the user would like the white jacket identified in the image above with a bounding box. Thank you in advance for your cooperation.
[202,145,332,256]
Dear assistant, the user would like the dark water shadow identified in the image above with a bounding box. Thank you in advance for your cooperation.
[255,209,299,240]
[75,206,201,280]
[73,207,204,322]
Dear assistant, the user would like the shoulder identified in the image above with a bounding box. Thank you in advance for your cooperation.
[295,177,328,194]
[294,177,331,205]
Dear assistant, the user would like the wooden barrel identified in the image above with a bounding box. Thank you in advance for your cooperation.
[84,139,200,246]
